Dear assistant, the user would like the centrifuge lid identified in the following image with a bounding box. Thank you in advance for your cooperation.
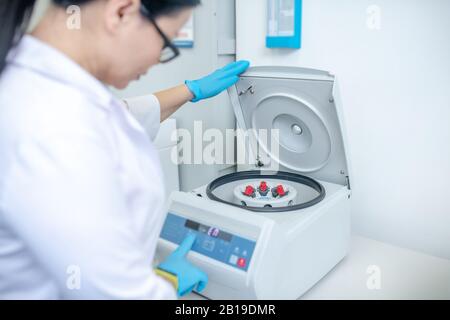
[228,66,351,186]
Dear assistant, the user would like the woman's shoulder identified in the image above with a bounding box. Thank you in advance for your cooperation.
[0,64,111,136]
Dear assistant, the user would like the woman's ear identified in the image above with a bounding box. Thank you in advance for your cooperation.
[103,0,140,32]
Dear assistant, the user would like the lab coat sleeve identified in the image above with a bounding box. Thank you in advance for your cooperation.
[1,128,176,300]
[123,94,161,141]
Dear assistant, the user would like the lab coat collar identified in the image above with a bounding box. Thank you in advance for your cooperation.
[7,35,114,108]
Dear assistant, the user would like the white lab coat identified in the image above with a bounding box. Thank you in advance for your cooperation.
[0,35,177,299]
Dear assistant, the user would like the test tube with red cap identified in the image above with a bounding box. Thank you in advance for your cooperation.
[243,185,256,198]
[272,184,288,198]
[258,181,269,196]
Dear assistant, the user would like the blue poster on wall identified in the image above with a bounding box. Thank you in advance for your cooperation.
[266,0,302,49]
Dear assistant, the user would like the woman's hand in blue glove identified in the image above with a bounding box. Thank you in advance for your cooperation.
[157,233,208,297]
[185,60,250,102]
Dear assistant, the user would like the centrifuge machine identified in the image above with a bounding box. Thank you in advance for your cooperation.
[155,67,352,300]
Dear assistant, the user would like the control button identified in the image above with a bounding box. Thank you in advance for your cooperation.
[202,240,215,252]
[237,258,246,268]
[234,247,240,254]
[242,250,248,257]
[229,255,238,265]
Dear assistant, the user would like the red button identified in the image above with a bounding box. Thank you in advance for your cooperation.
[237,258,246,268]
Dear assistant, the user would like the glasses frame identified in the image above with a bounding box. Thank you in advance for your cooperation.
[140,5,181,63]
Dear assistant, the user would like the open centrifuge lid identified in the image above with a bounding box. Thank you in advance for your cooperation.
[228,66,351,186]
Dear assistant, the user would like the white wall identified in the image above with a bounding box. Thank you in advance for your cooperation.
[236,0,450,259]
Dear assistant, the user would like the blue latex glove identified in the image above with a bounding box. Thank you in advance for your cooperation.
[185,60,250,102]
[157,233,208,297]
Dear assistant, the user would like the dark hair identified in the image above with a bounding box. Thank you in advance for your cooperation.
[141,0,201,17]
[0,0,200,75]
[0,0,36,74]
[53,0,201,17]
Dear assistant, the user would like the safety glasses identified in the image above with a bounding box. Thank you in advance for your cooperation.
[140,5,180,63]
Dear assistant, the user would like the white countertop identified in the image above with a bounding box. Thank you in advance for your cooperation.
[186,236,450,300]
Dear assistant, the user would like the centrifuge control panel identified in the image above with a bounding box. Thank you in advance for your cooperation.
[160,213,256,271]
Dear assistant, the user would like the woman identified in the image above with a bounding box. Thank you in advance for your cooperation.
[0,0,249,299]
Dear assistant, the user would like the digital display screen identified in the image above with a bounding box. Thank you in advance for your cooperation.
[185,220,233,242]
